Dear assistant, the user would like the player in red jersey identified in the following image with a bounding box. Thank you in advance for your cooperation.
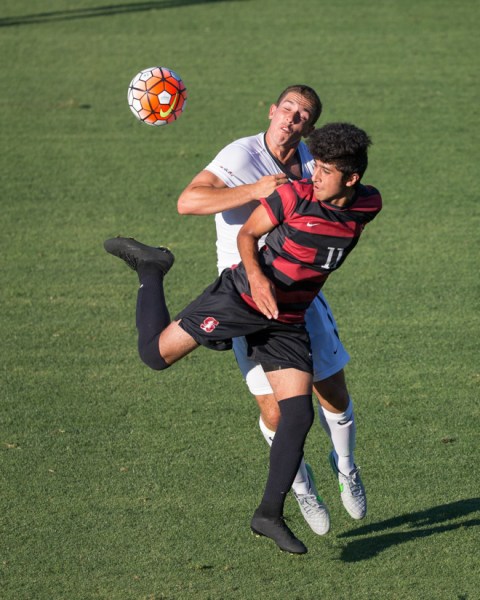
[179,87,368,530]
[104,122,382,554]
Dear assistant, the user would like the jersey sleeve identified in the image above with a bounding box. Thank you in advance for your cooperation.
[204,142,259,187]
[259,183,298,226]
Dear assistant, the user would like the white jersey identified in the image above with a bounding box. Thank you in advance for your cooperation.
[205,132,314,273]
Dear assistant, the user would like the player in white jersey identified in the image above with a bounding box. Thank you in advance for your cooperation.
[211,132,314,273]
[178,86,367,530]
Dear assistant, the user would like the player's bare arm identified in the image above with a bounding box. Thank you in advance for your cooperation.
[177,169,288,215]
[237,205,278,320]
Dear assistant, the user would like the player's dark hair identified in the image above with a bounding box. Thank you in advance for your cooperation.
[307,122,372,179]
[276,85,322,125]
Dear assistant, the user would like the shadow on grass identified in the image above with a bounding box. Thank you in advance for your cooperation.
[338,497,480,562]
[0,0,246,27]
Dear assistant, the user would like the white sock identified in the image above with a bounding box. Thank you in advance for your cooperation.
[318,399,356,475]
[258,417,310,495]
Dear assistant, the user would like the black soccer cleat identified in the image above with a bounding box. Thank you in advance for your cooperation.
[250,510,307,554]
[104,237,174,275]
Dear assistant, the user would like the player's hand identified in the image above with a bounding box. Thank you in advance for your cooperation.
[252,173,288,199]
[249,272,279,320]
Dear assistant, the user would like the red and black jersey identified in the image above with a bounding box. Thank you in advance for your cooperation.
[231,179,382,323]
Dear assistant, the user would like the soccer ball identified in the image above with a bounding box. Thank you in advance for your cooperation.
[127,67,187,126]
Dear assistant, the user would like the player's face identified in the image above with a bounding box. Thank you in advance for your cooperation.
[311,160,358,204]
[267,92,315,147]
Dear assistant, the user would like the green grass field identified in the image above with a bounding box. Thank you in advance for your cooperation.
[1,1,479,598]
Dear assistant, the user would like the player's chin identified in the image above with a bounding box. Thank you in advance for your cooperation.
[277,128,296,141]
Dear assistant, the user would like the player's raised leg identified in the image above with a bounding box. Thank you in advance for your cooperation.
[104,236,199,370]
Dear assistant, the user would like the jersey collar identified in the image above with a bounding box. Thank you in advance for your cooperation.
[263,133,303,181]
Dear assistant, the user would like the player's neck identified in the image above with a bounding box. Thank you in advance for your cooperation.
[265,137,298,164]
[326,187,357,207]
[264,134,301,177]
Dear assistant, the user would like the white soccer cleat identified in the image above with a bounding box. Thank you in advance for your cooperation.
[293,464,331,535]
[329,451,367,520]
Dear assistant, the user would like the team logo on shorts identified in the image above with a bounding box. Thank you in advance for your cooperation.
[200,316,219,333]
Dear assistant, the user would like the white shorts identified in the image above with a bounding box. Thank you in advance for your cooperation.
[232,292,350,396]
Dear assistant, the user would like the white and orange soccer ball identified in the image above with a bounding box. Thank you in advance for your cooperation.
[127,67,187,126]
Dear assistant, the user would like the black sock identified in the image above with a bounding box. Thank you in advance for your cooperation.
[136,265,171,370]
[257,394,314,518]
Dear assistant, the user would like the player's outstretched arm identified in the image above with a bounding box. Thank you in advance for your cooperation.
[238,205,278,320]
[177,170,287,216]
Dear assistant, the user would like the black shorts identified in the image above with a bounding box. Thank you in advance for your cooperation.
[176,269,312,374]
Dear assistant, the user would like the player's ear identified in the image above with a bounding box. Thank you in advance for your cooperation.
[345,172,360,188]
[268,104,278,120]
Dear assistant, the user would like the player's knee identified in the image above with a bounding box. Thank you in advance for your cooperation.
[279,394,314,433]
[262,412,280,431]
[314,370,349,411]
[138,337,170,371]
[256,394,281,430]
[296,399,315,431]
